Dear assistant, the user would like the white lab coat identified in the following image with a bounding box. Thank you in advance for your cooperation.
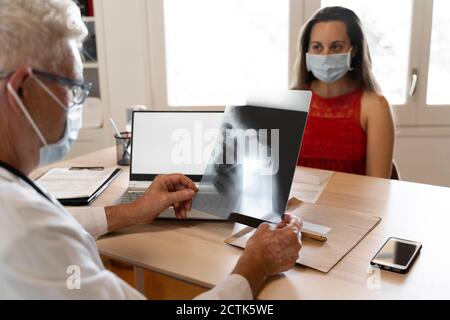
[0,166,252,299]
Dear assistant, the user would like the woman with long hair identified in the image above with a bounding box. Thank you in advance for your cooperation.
[293,6,395,178]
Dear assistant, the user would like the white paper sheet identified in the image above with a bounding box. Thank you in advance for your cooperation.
[36,167,117,199]
[291,178,332,204]
[296,169,333,185]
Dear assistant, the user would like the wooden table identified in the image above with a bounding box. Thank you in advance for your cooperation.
[32,147,450,299]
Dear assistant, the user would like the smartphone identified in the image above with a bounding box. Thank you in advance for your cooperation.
[370,237,422,274]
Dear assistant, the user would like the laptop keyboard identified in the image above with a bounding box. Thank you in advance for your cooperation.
[119,184,236,213]
[119,191,145,204]
[194,192,237,210]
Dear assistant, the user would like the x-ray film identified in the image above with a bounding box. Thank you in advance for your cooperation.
[192,91,311,227]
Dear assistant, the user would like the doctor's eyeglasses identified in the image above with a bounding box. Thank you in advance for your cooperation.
[0,69,92,108]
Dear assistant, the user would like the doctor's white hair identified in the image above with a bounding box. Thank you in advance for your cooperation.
[0,0,88,73]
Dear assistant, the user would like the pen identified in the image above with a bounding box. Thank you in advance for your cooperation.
[301,231,327,242]
[285,215,328,242]
[109,117,122,138]
[70,167,105,171]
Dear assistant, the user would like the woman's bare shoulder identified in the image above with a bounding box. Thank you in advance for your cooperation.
[361,91,390,110]
[360,91,392,129]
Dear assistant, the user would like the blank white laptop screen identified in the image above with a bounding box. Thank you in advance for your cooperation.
[131,111,224,181]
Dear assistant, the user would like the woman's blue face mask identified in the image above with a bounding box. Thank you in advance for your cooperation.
[306,48,353,83]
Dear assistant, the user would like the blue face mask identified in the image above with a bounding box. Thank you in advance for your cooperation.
[7,75,83,166]
[306,49,353,83]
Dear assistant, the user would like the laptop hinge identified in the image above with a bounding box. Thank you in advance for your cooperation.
[129,181,151,190]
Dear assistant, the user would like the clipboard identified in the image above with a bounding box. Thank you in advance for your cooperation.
[36,167,122,206]
[225,203,381,273]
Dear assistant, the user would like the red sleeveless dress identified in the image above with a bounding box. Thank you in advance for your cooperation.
[298,89,367,175]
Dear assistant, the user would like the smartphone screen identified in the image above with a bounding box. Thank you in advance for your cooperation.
[372,238,421,269]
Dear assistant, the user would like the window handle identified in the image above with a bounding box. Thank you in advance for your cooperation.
[409,69,418,97]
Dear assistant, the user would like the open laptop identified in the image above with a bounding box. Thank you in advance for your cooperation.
[118,110,225,220]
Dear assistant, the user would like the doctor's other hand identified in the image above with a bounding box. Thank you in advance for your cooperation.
[232,216,302,297]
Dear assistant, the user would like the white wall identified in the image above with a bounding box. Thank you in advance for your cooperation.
[395,135,450,187]
[101,0,151,131]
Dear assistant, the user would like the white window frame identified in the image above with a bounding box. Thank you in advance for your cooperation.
[145,0,450,128]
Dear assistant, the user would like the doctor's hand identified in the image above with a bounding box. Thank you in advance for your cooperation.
[105,174,198,233]
[134,174,198,222]
[231,215,302,297]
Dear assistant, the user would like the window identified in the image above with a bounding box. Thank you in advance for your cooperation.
[148,0,450,125]
[163,0,289,106]
[321,0,413,105]
[426,0,450,105]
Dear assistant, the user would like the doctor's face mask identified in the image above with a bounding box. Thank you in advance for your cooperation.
[7,74,83,166]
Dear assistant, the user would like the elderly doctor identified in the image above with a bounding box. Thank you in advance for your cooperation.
[0,0,302,299]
